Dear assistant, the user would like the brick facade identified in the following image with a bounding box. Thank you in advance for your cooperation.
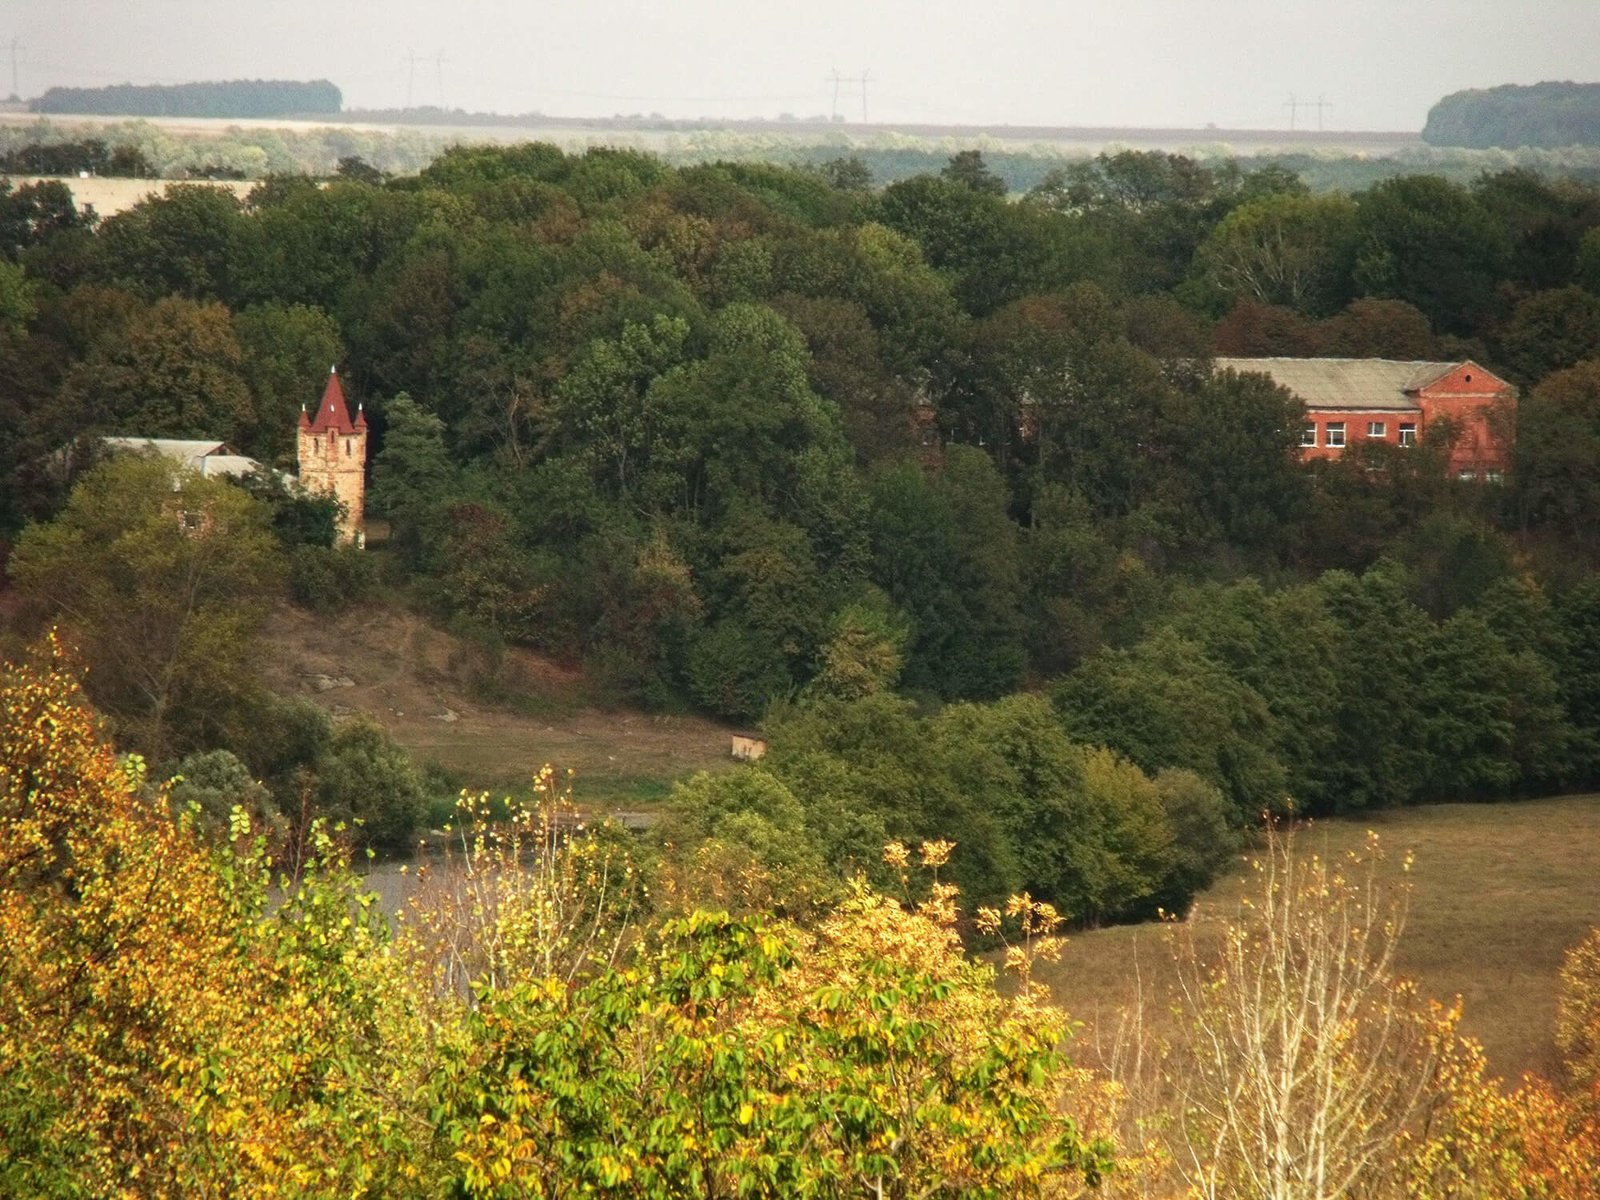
[1221,358,1514,481]
[296,367,367,545]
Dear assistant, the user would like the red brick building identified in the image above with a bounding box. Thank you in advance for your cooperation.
[1216,358,1515,481]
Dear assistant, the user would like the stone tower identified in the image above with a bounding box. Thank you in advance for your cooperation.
[297,366,367,546]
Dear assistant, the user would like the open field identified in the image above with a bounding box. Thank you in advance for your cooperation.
[258,602,737,811]
[4,174,253,216]
[0,108,1422,157]
[1040,795,1600,1083]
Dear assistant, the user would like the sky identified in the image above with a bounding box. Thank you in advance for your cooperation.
[8,0,1600,131]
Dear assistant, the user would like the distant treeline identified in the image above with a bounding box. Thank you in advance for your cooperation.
[1425,81,1600,150]
[0,138,152,177]
[31,79,342,119]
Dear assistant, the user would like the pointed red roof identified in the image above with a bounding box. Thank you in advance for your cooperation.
[306,367,359,434]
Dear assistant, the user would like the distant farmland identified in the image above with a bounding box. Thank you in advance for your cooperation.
[0,107,1423,160]
[4,174,253,217]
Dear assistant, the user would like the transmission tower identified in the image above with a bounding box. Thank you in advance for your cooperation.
[8,38,21,101]
[828,68,872,122]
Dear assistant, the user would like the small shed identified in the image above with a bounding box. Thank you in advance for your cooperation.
[731,734,768,762]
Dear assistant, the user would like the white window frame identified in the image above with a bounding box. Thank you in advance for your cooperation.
[1367,421,1386,439]
[1325,422,1346,448]
[1398,423,1417,447]
[1300,424,1317,448]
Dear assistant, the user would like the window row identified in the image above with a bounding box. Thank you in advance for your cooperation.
[1300,420,1417,449]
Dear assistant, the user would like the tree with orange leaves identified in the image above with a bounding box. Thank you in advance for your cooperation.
[0,640,436,1197]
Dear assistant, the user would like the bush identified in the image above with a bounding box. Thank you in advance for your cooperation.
[288,544,376,613]
[169,748,279,831]
[312,717,430,852]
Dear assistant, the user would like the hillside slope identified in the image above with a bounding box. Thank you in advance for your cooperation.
[259,602,736,807]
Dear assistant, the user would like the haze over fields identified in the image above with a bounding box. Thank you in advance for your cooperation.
[10,0,1600,131]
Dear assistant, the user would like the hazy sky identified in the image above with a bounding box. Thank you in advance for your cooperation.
[9,0,1600,130]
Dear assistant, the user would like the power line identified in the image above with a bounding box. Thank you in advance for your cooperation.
[828,68,871,122]
[1284,93,1333,131]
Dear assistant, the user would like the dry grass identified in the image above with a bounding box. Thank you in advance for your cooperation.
[1041,796,1600,1084]
[5,174,253,216]
[258,602,737,809]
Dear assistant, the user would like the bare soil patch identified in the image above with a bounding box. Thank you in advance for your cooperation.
[259,602,736,810]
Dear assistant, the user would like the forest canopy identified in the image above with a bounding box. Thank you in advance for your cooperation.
[31,79,343,119]
[1424,81,1600,149]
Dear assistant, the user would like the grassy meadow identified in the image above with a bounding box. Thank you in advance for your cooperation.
[1041,795,1600,1083]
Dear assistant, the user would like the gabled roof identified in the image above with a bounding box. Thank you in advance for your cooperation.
[103,437,232,466]
[300,366,365,435]
[99,438,268,481]
[1215,358,1466,411]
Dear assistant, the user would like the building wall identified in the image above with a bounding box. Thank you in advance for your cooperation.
[1298,365,1512,479]
[1299,408,1419,461]
[296,425,366,543]
[1415,364,1514,478]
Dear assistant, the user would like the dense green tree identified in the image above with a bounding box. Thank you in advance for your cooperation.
[806,589,910,702]
[1190,191,1358,316]
[1312,564,1435,811]
[93,184,259,304]
[310,716,430,850]
[9,454,285,761]
[658,769,833,915]
[1515,360,1600,540]
[867,449,1024,700]
[369,391,459,567]
[1054,626,1289,823]
[549,313,693,504]
[1496,286,1600,388]
[0,178,90,262]
[1394,511,1518,619]
[58,295,255,443]
[1473,168,1600,291]
[1159,366,1308,559]
[1353,174,1511,333]
[941,149,1008,196]
[0,260,32,345]
[232,301,344,461]
[1161,580,1342,812]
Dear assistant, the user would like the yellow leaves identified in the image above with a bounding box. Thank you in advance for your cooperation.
[919,838,955,869]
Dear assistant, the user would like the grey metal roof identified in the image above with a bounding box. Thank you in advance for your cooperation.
[101,438,265,480]
[1215,358,1461,411]
[195,454,263,479]
[103,437,231,462]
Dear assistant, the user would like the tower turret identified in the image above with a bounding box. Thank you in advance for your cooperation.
[295,366,367,546]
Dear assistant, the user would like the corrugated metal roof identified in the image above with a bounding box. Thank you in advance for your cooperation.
[1215,358,1459,411]
[196,455,263,479]
[101,438,263,479]
[103,437,232,463]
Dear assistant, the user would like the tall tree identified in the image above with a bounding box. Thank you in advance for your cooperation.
[9,454,284,761]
